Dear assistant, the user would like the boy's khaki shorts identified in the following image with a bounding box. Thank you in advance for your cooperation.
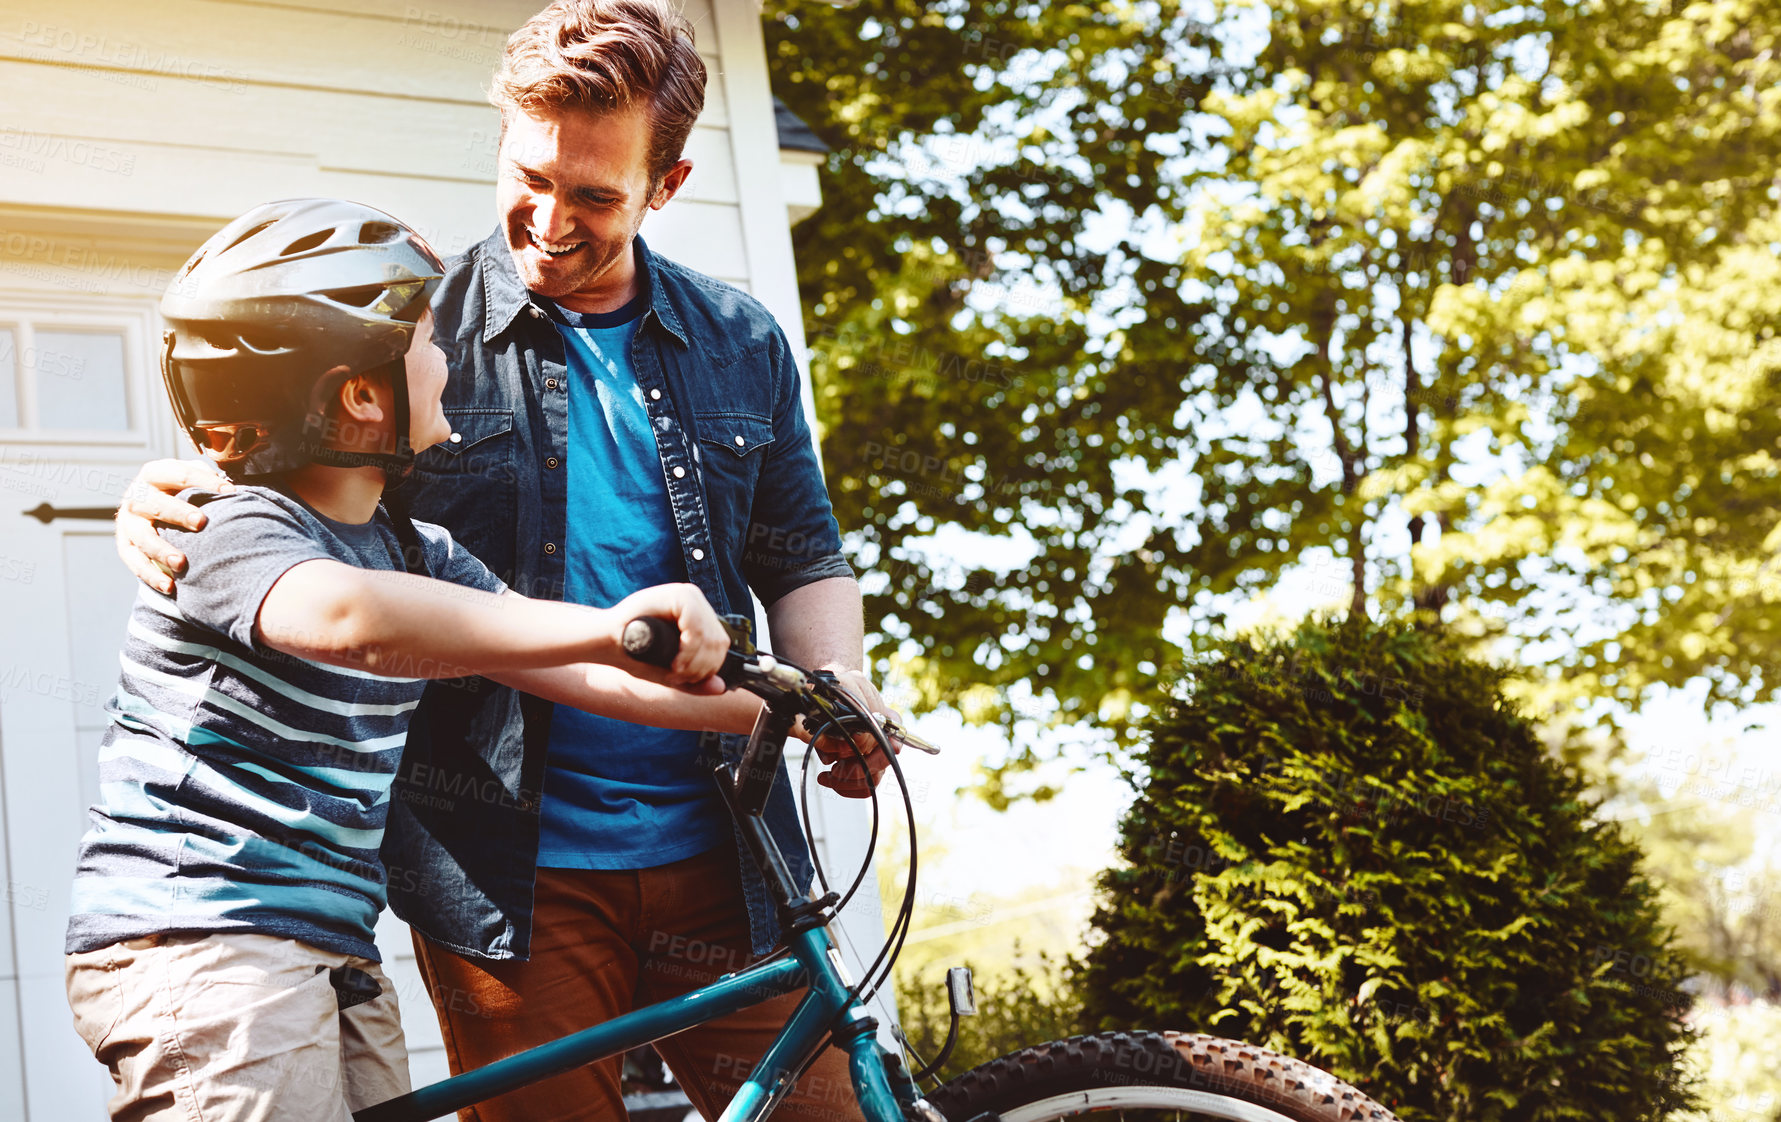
[67,931,410,1122]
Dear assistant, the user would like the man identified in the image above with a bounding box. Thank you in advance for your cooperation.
[114,2,897,1118]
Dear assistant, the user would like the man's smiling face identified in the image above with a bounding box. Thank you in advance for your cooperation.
[495,104,688,314]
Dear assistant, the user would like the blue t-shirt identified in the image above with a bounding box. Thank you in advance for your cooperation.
[539,296,727,869]
[66,487,507,960]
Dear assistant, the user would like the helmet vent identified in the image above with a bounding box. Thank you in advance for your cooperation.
[360,222,400,244]
[322,284,387,308]
[282,229,334,256]
[224,220,277,254]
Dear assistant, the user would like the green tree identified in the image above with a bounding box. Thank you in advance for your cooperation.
[1078,619,1696,1119]
[765,0,1781,761]
[765,0,1213,755]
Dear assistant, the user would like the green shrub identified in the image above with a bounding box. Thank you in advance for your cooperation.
[1079,619,1696,1120]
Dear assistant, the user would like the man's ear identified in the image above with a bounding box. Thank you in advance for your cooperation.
[651,158,694,209]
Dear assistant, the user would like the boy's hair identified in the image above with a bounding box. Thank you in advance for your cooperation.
[490,0,707,186]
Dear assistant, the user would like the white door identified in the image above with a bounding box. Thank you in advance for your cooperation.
[0,294,176,1118]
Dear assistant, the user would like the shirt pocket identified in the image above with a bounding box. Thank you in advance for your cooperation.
[426,408,516,475]
[694,411,774,549]
[696,412,776,460]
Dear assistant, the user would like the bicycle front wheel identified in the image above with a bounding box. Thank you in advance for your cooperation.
[927,1031,1400,1122]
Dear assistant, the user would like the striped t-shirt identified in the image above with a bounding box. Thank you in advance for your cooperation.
[65,485,505,961]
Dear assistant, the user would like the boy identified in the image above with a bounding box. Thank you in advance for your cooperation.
[64,198,758,1122]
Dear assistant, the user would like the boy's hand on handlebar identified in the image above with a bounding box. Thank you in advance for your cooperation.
[609,584,728,694]
[810,669,903,798]
[115,458,233,594]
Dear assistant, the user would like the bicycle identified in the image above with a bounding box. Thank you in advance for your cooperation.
[354,616,1402,1122]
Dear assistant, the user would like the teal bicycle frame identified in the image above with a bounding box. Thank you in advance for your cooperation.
[354,626,918,1122]
[353,919,904,1122]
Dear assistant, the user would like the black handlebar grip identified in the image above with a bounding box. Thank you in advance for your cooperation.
[622,617,680,668]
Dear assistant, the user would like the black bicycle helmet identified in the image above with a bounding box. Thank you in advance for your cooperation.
[160,198,446,479]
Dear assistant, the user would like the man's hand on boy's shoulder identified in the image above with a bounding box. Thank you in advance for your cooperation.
[117,459,234,594]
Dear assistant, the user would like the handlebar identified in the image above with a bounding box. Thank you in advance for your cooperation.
[627,612,931,1014]
[620,616,678,665]
[622,614,939,754]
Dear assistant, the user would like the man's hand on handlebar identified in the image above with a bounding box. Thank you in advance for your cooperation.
[807,668,903,799]
[620,618,930,792]
[116,458,232,594]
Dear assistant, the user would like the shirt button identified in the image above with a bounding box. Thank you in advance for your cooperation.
[546,378,559,390]
[649,388,662,401]
[672,466,686,479]
[545,456,560,469]
[544,542,557,555]
[529,305,547,319]
[734,434,746,447]
[449,432,462,444]
[691,548,705,561]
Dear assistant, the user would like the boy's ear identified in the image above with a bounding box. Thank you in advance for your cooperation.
[332,367,387,424]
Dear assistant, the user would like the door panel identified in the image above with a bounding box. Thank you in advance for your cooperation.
[0,513,122,1119]
[0,289,171,1118]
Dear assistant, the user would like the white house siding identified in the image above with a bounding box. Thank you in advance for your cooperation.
[0,1,879,1117]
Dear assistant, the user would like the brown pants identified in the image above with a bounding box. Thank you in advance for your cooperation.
[412,846,863,1122]
[66,932,409,1122]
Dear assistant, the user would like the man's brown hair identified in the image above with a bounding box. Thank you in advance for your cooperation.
[492,0,707,184]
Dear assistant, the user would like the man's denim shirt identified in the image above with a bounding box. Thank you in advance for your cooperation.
[382,230,852,960]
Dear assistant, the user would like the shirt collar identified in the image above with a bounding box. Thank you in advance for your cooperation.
[478,227,532,345]
[479,230,688,348]
[635,236,688,348]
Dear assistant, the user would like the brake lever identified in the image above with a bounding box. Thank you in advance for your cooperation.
[878,717,942,756]
[809,672,941,755]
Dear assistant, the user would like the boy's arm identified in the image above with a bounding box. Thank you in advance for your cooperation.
[255,560,726,690]
[488,664,764,734]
